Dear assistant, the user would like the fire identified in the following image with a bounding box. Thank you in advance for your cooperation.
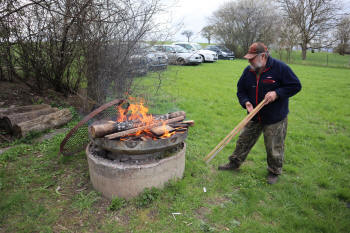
[116,97,176,139]
[160,122,175,139]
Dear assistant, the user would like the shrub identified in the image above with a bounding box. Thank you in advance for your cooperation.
[135,187,160,208]
[108,197,127,211]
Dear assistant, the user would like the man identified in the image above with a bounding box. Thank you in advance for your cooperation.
[218,42,301,184]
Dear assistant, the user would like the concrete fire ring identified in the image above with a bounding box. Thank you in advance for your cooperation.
[86,142,186,200]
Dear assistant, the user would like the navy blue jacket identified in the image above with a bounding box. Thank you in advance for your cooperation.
[237,56,301,124]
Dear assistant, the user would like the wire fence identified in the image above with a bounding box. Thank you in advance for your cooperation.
[270,50,350,69]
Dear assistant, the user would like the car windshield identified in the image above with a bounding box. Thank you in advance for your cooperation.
[176,44,192,50]
[192,43,202,50]
[217,45,231,52]
[174,45,188,53]
[147,47,157,52]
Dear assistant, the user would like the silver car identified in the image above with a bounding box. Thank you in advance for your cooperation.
[153,45,202,65]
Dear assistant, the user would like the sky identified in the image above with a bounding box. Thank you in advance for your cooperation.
[159,0,350,43]
[159,0,230,43]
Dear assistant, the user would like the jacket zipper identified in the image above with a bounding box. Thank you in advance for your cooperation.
[256,73,261,122]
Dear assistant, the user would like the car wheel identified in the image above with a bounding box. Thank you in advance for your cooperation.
[177,58,185,65]
[200,55,205,62]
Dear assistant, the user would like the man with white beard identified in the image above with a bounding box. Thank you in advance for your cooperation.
[218,42,302,184]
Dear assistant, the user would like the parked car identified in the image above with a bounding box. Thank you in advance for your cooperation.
[153,45,202,65]
[205,45,235,60]
[134,43,168,71]
[129,54,149,76]
[144,46,168,71]
[172,42,218,62]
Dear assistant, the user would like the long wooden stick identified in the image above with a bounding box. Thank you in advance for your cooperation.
[105,116,185,139]
[204,99,267,163]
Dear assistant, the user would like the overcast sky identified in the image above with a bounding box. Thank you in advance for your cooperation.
[160,0,230,43]
[161,0,350,43]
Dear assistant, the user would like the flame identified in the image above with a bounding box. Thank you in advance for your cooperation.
[115,97,179,140]
[160,122,175,139]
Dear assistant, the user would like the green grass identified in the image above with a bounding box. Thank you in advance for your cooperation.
[269,50,350,69]
[1,58,350,232]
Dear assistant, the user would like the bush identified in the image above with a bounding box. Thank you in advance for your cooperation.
[108,197,127,211]
[135,187,160,208]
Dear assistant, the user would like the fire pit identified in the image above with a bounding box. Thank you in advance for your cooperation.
[86,100,193,199]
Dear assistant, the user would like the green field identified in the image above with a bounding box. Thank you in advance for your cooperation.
[1,58,350,232]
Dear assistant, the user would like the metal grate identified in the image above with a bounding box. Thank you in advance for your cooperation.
[59,99,123,156]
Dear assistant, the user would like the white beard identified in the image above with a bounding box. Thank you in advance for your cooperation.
[250,59,263,72]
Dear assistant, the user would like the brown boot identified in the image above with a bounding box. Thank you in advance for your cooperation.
[267,172,279,184]
[218,162,239,171]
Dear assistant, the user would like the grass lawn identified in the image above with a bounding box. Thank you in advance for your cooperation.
[269,50,350,69]
[1,59,350,232]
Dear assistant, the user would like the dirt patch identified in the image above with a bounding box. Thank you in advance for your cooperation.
[207,195,231,206]
[148,208,159,220]
[0,80,81,109]
[194,206,211,221]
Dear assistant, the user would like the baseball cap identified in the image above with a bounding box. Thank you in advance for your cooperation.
[243,42,268,59]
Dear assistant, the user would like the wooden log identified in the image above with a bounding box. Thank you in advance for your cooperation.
[2,107,58,133]
[182,120,194,126]
[12,109,72,137]
[169,120,194,128]
[150,125,174,136]
[90,111,186,138]
[0,104,51,117]
[105,115,185,140]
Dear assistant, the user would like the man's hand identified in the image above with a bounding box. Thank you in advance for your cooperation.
[245,101,253,113]
[264,91,278,104]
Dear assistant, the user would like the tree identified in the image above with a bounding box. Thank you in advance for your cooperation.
[201,25,214,44]
[275,18,300,62]
[279,0,339,60]
[0,0,162,105]
[209,0,278,58]
[181,30,193,42]
[335,15,350,55]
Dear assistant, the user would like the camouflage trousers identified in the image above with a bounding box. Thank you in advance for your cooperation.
[229,117,288,175]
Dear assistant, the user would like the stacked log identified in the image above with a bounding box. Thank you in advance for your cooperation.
[89,111,186,138]
[13,109,72,137]
[89,110,194,140]
[0,104,72,138]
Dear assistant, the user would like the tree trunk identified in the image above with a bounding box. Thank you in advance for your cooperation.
[13,108,72,137]
[301,43,307,60]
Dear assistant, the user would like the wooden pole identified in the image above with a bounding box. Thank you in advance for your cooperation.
[204,99,267,163]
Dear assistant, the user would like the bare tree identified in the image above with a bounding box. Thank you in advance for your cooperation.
[279,0,339,60]
[209,0,278,58]
[334,15,350,55]
[0,0,162,106]
[275,18,300,62]
[201,25,214,44]
[181,30,193,42]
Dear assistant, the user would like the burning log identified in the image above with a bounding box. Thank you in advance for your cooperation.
[169,120,194,128]
[13,109,72,137]
[150,125,175,136]
[90,111,186,138]
[105,115,185,140]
